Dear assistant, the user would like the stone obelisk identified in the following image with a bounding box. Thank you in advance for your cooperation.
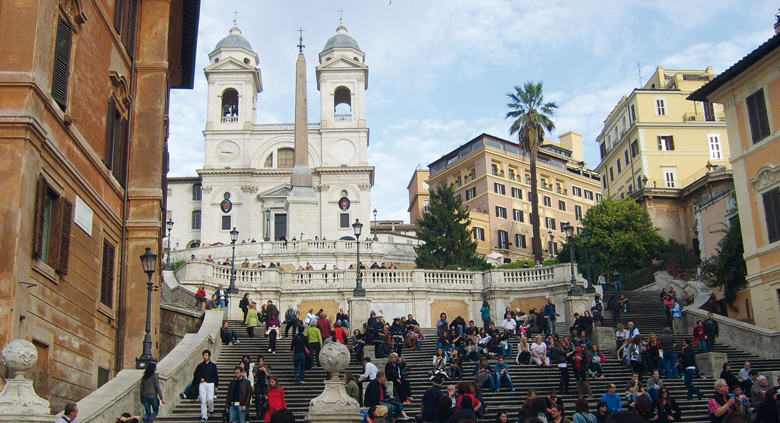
[286,39,319,240]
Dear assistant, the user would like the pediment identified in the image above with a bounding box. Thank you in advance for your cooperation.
[317,56,368,71]
[258,184,292,198]
[205,57,256,72]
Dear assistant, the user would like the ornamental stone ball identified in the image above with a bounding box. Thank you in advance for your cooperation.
[3,339,38,379]
[318,342,351,374]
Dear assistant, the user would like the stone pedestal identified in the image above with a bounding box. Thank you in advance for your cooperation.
[697,352,728,379]
[0,340,54,422]
[286,185,319,241]
[349,297,373,331]
[306,342,363,423]
[563,296,591,332]
[592,326,616,355]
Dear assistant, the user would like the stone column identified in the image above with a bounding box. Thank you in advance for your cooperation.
[592,326,616,355]
[349,297,372,330]
[0,340,55,422]
[306,342,363,423]
[563,296,590,332]
[697,352,728,379]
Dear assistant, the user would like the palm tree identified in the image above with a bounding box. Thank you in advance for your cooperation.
[506,81,558,262]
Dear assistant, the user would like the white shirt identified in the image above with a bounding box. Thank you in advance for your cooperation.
[361,362,378,380]
[305,313,317,325]
[615,329,629,339]
[531,342,547,358]
[502,319,517,331]
[627,326,640,338]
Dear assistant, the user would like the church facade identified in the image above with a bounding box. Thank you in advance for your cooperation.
[170,24,374,248]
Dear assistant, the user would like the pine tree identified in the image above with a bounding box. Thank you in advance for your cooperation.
[414,183,481,269]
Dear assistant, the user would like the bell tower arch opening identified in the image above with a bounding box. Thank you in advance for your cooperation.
[221,88,239,122]
[334,86,352,121]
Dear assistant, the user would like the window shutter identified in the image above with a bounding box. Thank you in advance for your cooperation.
[105,98,117,169]
[57,198,73,275]
[100,240,116,308]
[52,17,72,110]
[764,189,780,244]
[33,176,48,258]
[668,136,675,151]
[114,0,126,34]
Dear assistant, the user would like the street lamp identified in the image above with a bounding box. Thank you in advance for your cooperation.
[228,227,239,294]
[372,208,379,241]
[581,231,595,293]
[352,219,365,297]
[548,230,555,260]
[264,208,270,241]
[136,247,158,369]
[563,223,582,296]
[164,219,174,270]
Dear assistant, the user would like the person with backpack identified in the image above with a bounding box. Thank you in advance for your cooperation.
[591,295,604,326]
[290,326,308,383]
[284,305,300,338]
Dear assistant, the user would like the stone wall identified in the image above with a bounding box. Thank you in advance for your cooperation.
[159,305,203,360]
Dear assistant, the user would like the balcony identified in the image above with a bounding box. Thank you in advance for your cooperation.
[253,123,321,131]
[335,114,353,122]
[556,188,568,195]
[683,112,725,122]
[221,116,239,123]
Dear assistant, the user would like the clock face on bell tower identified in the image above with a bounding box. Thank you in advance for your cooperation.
[332,139,355,161]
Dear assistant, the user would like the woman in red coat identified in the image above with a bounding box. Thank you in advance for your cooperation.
[265,376,286,422]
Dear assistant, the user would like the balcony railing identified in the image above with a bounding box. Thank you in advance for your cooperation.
[253,123,321,131]
[334,114,353,122]
[683,112,725,122]
[221,116,239,123]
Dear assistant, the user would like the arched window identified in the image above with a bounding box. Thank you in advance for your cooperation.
[334,86,352,121]
[192,184,202,201]
[277,148,294,168]
[264,153,273,168]
[221,89,239,122]
[191,210,201,230]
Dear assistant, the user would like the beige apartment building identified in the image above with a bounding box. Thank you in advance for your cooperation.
[425,133,602,263]
[690,25,780,330]
[408,168,430,224]
[595,66,731,244]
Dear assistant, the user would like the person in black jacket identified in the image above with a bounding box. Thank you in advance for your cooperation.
[253,355,270,418]
[680,338,704,400]
[385,353,412,404]
[447,395,477,423]
[720,362,741,392]
[364,372,411,421]
[755,388,779,423]
[194,350,219,421]
[225,366,252,423]
[239,294,251,322]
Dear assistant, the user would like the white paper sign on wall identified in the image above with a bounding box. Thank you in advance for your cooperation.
[75,196,93,236]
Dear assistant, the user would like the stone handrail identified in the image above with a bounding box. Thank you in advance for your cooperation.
[74,311,224,422]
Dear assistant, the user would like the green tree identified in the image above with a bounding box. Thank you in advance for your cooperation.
[414,183,486,269]
[576,198,666,275]
[506,81,558,262]
[702,219,747,308]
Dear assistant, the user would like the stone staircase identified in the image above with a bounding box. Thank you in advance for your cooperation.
[157,291,780,423]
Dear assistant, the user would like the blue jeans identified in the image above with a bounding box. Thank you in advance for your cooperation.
[614,280,621,295]
[500,343,513,357]
[381,401,404,420]
[494,373,514,391]
[218,299,226,308]
[229,404,247,423]
[684,368,703,400]
[294,352,307,382]
[698,340,708,353]
[648,385,659,403]
[337,319,350,329]
[141,394,160,420]
[662,351,678,378]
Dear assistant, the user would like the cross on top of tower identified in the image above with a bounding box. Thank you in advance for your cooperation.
[232,10,238,26]
[297,27,305,53]
[338,8,346,24]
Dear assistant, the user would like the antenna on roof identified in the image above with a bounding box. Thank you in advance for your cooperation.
[297,27,305,53]
[637,62,642,88]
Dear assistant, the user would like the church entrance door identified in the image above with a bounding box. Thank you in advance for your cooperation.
[274,213,287,241]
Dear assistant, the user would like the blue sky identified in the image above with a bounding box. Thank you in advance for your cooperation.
[168,0,777,222]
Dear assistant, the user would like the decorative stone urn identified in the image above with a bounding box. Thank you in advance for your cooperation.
[305,342,363,423]
[0,339,54,421]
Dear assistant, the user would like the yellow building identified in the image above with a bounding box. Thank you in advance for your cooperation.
[690,26,780,330]
[425,132,602,263]
[595,66,731,245]
[407,168,430,224]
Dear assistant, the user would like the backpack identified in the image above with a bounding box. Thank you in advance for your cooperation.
[285,309,296,323]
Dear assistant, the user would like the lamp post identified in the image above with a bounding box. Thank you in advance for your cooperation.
[164,219,174,270]
[581,231,596,293]
[563,223,582,296]
[228,227,239,294]
[136,247,158,369]
[264,209,270,241]
[352,219,365,297]
[548,230,555,260]
[372,208,379,241]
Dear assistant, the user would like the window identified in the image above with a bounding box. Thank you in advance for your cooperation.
[543,196,551,207]
[515,234,527,249]
[630,104,636,122]
[575,205,583,221]
[657,135,675,151]
[558,200,566,211]
[264,153,273,168]
[494,183,505,195]
[637,175,644,189]
[472,227,485,241]
[596,194,603,202]
[497,230,509,249]
[114,0,139,55]
[52,17,73,110]
[339,213,350,228]
[545,217,556,230]
[616,158,622,173]
[423,200,430,213]
[624,149,630,165]
[192,184,202,201]
[221,215,231,230]
[511,187,523,199]
[496,206,507,219]
[191,210,201,230]
[747,88,771,143]
[763,188,780,243]
[708,135,722,160]
[655,98,667,116]
[663,167,677,188]
[277,148,294,168]
[465,187,476,200]
[513,209,524,222]
[105,98,129,186]
[609,167,614,181]
[631,140,639,157]
[572,186,582,197]
[100,240,116,308]
[584,190,593,200]
[34,175,73,274]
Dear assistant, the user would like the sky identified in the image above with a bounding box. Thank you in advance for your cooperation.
[168,0,778,223]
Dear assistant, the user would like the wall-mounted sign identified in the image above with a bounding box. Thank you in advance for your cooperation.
[220,192,232,213]
[74,196,93,236]
[338,197,350,211]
